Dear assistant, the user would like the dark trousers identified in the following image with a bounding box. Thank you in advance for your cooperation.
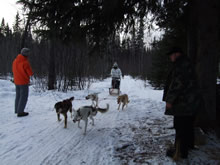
[15,85,29,114]
[174,116,195,157]
[112,78,120,89]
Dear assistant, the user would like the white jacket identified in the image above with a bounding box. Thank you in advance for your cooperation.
[111,68,122,79]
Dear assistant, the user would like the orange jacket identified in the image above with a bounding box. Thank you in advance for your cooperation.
[12,54,33,85]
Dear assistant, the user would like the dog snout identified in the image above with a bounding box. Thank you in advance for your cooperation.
[85,96,89,100]
[73,119,76,123]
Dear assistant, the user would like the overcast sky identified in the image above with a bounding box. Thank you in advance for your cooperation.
[0,0,21,27]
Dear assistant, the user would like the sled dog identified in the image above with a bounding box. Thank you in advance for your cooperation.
[117,94,130,110]
[54,97,74,128]
[73,104,109,135]
[85,93,99,107]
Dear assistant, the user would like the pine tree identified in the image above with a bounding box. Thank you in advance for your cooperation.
[136,16,145,75]
[147,0,220,127]
[0,18,6,36]
[5,23,12,38]
[17,0,149,90]
[13,12,22,34]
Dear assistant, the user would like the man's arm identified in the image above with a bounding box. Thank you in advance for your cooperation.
[110,69,113,77]
[118,69,122,78]
[165,69,186,105]
[24,61,33,76]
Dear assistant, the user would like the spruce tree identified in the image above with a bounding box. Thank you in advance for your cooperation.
[1,18,6,36]
[13,12,22,34]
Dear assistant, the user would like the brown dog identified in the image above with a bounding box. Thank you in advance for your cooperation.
[117,94,129,110]
[54,97,74,128]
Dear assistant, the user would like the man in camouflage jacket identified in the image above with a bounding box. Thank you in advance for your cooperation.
[163,47,200,159]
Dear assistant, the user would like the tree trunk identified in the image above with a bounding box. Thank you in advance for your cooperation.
[20,0,34,49]
[190,0,220,126]
[48,37,56,90]
[187,0,198,65]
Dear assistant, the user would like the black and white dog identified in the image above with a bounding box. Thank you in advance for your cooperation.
[73,104,109,135]
[54,97,74,128]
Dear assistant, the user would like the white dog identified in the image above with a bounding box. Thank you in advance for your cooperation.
[85,93,99,107]
[73,104,109,135]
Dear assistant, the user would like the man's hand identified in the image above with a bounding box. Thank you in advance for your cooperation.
[166,102,172,109]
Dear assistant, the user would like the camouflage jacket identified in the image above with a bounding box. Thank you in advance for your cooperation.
[163,55,200,116]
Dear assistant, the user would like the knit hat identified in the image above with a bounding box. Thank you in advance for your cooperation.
[21,48,30,57]
[113,62,118,67]
[166,47,183,56]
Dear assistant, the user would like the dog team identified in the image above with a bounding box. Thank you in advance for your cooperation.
[54,93,130,135]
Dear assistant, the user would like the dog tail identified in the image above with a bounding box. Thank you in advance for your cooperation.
[97,104,109,113]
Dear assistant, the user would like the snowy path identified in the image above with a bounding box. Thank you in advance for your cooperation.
[0,76,220,165]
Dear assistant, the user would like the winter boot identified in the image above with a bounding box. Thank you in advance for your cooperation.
[17,112,29,117]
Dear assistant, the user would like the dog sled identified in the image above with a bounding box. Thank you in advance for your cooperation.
[109,78,121,95]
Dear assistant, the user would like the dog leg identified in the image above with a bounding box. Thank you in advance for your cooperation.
[122,103,125,110]
[64,114,67,128]
[96,100,98,108]
[69,107,73,119]
[90,116,94,126]
[84,119,88,135]
[70,111,73,118]
[118,103,121,110]
[78,121,82,129]
[57,113,61,121]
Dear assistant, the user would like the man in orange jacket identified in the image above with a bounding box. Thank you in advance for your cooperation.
[12,48,33,117]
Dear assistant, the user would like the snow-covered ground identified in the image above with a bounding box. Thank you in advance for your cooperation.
[0,76,220,165]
